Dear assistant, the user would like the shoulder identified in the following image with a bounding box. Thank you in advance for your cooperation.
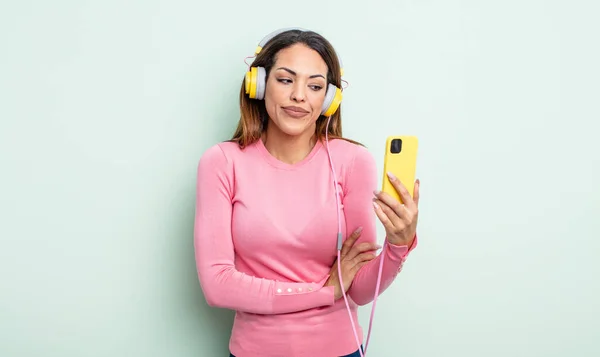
[196,141,248,191]
[326,138,376,172]
[198,141,246,165]
[197,140,247,173]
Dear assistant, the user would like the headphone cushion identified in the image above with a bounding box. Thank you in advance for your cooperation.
[256,67,266,100]
[321,83,339,115]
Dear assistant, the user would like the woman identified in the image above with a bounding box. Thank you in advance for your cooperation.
[194,28,420,357]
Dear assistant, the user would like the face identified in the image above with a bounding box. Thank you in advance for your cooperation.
[263,43,329,139]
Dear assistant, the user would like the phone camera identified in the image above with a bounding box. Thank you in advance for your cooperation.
[390,138,402,154]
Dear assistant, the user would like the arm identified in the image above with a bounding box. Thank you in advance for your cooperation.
[342,147,418,305]
[194,144,335,314]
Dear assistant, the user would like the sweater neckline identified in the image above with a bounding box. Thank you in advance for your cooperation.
[255,138,324,170]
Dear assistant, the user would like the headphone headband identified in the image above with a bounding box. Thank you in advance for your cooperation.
[253,27,344,76]
[255,27,307,55]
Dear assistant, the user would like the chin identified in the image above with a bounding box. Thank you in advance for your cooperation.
[274,113,315,136]
[278,121,310,137]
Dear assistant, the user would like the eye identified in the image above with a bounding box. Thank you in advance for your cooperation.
[276,78,292,84]
[309,85,323,91]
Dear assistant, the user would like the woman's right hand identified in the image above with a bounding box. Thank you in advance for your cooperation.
[325,227,381,300]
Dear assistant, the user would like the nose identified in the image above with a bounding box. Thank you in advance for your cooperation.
[291,82,306,102]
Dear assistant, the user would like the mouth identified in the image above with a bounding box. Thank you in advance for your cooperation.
[282,106,310,118]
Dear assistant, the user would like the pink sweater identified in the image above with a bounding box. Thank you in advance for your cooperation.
[194,138,417,357]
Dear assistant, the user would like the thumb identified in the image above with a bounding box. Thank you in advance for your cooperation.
[414,179,420,206]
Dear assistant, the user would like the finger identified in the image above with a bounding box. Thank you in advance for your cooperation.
[353,252,376,265]
[386,172,417,211]
[414,179,420,207]
[386,199,414,226]
[341,227,362,257]
[374,198,404,227]
[346,241,381,261]
[373,200,396,233]
[351,260,371,275]
[374,189,410,223]
[376,198,411,231]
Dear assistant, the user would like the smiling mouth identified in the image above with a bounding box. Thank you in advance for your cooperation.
[282,106,309,113]
[282,106,309,118]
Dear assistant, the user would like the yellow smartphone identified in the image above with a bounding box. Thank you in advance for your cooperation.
[381,136,419,203]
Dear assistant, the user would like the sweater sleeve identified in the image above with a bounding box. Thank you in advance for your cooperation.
[193,144,335,314]
[342,146,418,306]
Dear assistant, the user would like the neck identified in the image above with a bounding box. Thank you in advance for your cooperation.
[262,125,317,165]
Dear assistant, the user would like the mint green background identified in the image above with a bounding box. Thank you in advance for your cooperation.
[1,1,599,356]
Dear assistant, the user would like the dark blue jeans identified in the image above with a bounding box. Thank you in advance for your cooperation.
[230,345,364,357]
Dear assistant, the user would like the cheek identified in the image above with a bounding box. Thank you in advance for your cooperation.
[309,92,325,113]
[264,100,277,121]
[263,88,279,115]
[265,84,285,107]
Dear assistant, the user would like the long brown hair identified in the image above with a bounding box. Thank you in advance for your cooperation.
[230,29,361,148]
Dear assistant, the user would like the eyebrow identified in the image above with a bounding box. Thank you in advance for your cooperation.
[276,67,326,80]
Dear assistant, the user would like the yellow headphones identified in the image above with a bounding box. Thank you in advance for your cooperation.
[244,27,344,117]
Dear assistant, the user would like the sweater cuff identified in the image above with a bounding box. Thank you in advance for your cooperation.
[386,233,418,262]
[271,275,335,312]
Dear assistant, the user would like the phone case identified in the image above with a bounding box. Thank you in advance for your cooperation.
[381,135,419,203]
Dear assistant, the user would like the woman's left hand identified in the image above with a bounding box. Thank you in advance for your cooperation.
[372,172,420,247]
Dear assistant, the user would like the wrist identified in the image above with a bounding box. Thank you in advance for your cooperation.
[386,237,409,247]
[386,233,416,248]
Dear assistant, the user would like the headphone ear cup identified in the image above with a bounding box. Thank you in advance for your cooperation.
[255,67,266,100]
[244,67,267,100]
[321,83,343,116]
[244,67,257,99]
